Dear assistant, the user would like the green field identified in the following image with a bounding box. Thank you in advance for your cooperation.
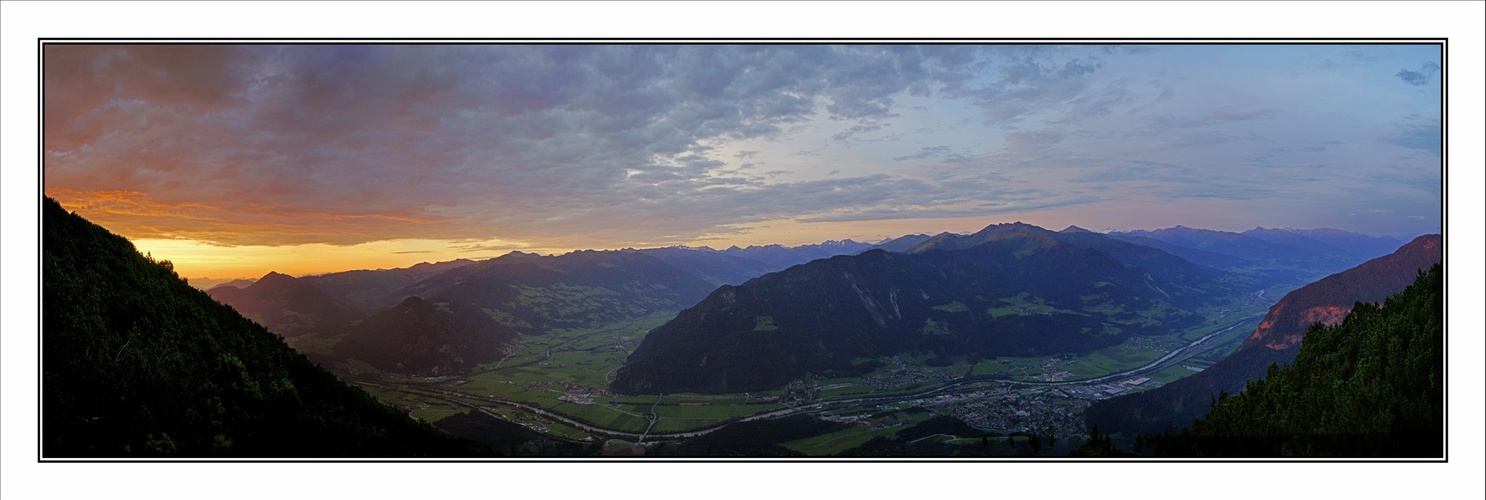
[1062,344,1167,378]
[778,410,934,456]
[985,293,1080,318]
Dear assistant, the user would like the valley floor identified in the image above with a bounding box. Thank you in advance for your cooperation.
[315,284,1286,457]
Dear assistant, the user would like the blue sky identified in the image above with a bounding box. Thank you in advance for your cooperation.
[42,43,1443,276]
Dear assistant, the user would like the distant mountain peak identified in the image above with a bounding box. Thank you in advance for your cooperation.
[667,244,718,252]
[1061,225,1094,234]
[975,221,1050,233]
[499,250,542,259]
[250,270,299,289]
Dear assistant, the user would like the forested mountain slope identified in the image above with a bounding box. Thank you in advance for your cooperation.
[1086,235,1442,436]
[43,197,488,457]
[1146,264,1442,457]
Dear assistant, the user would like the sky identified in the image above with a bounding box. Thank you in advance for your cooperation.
[42,43,1443,279]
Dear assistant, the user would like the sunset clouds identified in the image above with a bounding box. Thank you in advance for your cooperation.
[42,44,1443,277]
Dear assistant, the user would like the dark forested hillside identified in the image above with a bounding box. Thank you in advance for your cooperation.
[42,197,489,457]
[611,225,1226,394]
[1145,264,1442,457]
[334,297,518,376]
[1085,235,1442,436]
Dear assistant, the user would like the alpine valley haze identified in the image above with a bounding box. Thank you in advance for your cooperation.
[40,43,1445,460]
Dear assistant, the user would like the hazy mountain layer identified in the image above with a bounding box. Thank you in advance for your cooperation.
[207,272,364,337]
[1241,227,1403,264]
[720,239,877,269]
[633,247,781,286]
[297,259,477,312]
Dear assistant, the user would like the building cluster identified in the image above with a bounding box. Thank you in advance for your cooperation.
[925,387,1091,439]
[863,356,961,390]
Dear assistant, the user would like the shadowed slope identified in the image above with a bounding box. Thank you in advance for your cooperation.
[43,197,489,457]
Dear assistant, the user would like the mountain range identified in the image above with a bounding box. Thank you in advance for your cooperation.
[202,220,1411,390]
[47,186,1440,458]
[631,247,782,286]
[1106,226,1403,288]
[719,239,878,269]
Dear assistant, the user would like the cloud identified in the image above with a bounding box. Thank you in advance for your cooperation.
[41,44,1444,254]
[831,122,887,142]
[1066,161,1194,183]
[44,45,1008,247]
[796,194,1101,223]
[1192,106,1278,124]
[892,145,956,162]
[1395,61,1440,86]
[950,46,1117,124]
[1002,130,1066,157]
[1381,114,1442,154]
